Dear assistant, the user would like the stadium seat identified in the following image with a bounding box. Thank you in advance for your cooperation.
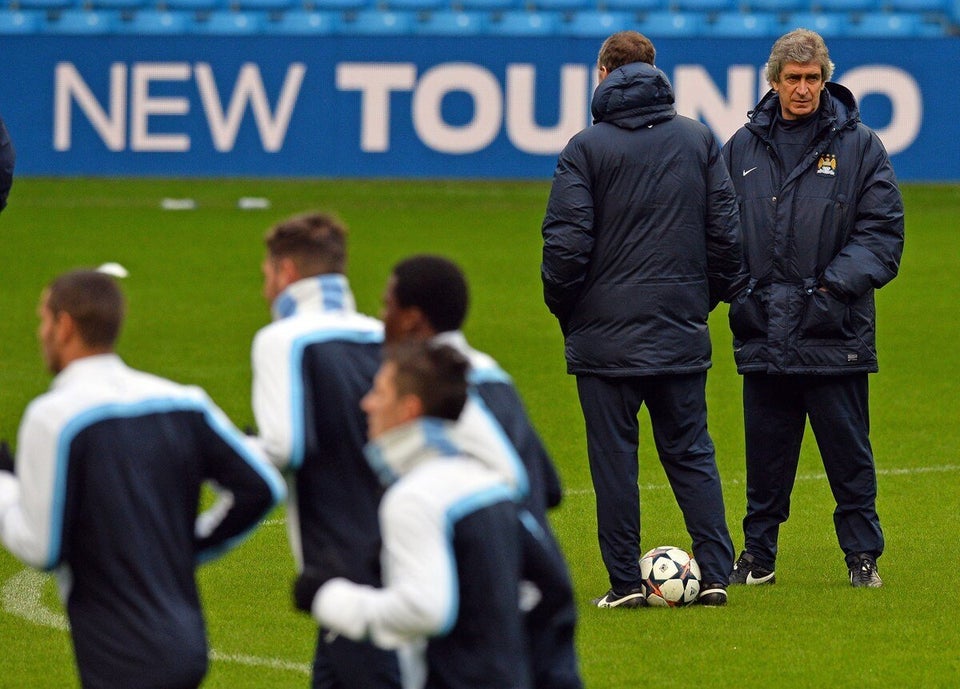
[193,8,267,31]
[707,10,779,35]
[635,9,703,36]
[87,0,149,11]
[231,0,298,11]
[264,8,338,31]
[532,0,596,11]
[338,8,414,32]
[44,8,119,32]
[784,10,851,35]
[561,9,634,35]
[413,9,486,33]
[884,0,948,11]
[122,8,193,31]
[815,0,878,12]
[742,0,804,11]
[600,0,661,10]
[310,0,369,10]
[847,10,943,33]
[489,8,561,33]
[15,0,76,10]
[381,0,445,10]
[455,0,521,13]
[0,8,44,32]
[672,0,736,13]
[161,0,221,13]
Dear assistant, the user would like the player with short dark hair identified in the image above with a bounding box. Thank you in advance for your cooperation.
[383,254,561,516]
[388,340,469,422]
[382,254,583,689]
[0,269,285,689]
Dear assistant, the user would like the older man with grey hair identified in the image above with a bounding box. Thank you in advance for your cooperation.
[722,29,905,589]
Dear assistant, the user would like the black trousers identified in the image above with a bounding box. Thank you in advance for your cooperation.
[576,372,734,588]
[312,632,400,689]
[741,372,885,569]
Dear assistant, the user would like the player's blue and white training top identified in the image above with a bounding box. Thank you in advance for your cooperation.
[314,416,531,689]
[433,330,560,518]
[0,354,285,689]
[252,275,526,580]
[251,274,387,582]
[432,331,583,689]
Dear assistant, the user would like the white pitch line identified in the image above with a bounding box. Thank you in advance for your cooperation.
[2,569,68,631]
[208,650,310,675]
[563,463,960,497]
[1,569,310,675]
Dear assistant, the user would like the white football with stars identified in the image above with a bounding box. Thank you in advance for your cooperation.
[639,546,701,607]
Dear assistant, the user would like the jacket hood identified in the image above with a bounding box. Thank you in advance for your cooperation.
[747,81,860,137]
[591,61,676,129]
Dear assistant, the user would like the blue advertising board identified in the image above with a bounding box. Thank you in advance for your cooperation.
[0,35,956,180]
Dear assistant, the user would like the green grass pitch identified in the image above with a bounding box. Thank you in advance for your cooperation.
[0,178,957,688]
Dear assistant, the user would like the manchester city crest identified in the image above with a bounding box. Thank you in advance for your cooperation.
[816,154,837,177]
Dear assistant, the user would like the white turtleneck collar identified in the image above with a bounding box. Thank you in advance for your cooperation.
[271,274,356,322]
[363,417,461,487]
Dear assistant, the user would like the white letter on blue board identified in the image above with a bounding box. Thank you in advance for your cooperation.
[337,63,417,152]
[673,65,757,145]
[839,66,921,156]
[506,64,588,155]
[130,62,191,152]
[196,62,306,153]
[54,62,127,152]
[412,63,501,154]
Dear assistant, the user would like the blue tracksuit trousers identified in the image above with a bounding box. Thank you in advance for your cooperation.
[741,372,884,570]
[576,372,734,588]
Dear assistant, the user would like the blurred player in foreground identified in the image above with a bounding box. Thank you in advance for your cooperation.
[295,340,533,689]
[381,254,582,688]
[250,211,402,689]
[0,269,285,689]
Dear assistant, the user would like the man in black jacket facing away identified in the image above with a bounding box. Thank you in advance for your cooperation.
[722,29,904,589]
[541,31,745,608]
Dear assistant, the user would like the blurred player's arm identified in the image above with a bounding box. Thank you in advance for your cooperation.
[0,403,69,570]
[251,328,299,471]
[308,491,454,648]
[194,395,286,563]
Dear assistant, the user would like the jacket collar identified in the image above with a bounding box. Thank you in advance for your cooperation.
[363,417,461,486]
[271,274,356,321]
[50,353,125,391]
[746,81,860,141]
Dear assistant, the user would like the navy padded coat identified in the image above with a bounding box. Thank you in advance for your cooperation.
[721,82,905,375]
[541,61,744,377]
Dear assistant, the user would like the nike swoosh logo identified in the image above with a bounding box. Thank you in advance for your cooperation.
[745,571,775,585]
[742,167,758,177]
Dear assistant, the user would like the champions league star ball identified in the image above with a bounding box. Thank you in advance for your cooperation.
[640,546,701,607]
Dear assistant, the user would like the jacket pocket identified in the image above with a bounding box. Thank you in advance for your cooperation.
[728,279,766,341]
[799,286,850,339]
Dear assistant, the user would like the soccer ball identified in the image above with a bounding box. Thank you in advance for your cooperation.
[640,546,701,607]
